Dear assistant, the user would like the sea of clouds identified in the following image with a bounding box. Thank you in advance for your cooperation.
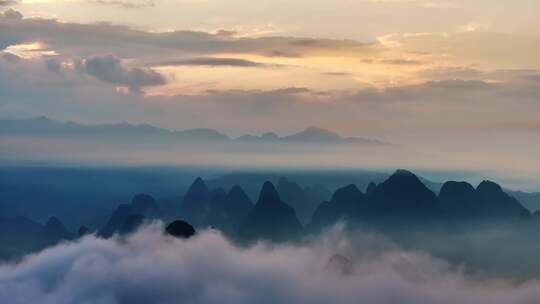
[1,222,540,304]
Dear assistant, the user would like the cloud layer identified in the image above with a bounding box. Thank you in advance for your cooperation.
[1,223,540,304]
[83,55,166,93]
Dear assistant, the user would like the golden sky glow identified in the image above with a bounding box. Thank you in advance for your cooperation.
[1,0,539,182]
[3,0,539,94]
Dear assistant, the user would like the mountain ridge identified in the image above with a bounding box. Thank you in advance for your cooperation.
[0,117,391,146]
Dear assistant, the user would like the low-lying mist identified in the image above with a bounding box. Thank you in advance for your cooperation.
[2,222,540,304]
[2,135,539,191]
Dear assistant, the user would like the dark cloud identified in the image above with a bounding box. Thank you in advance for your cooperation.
[1,51,20,62]
[322,72,352,76]
[0,7,21,20]
[0,10,379,59]
[83,55,166,93]
[380,59,423,65]
[88,0,156,8]
[1,55,539,141]
[155,57,269,68]
[523,74,540,82]
[419,66,485,79]
[44,58,62,74]
[0,0,19,7]
[362,58,423,65]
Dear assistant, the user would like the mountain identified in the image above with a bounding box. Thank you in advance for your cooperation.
[283,126,342,142]
[369,169,444,219]
[181,178,213,227]
[98,204,135,238]
[238,182,304,242]
[165,220,196,238]
[98,193,158,238]
[475,181,530,218]
[277,177,314,224]
[0,117,389,146]
[438,181,483,219]
[43,216,73,239]
[0,216,72,260]
[207,170,389,202]
[310,184,366,230]
[0,117,229,141]
[207,185,253,236]
[131,193,161,218]
[236,126,390,145]
[180,178,255,235]
[366,182,377,196]
[119,214,146,235]
[78,225,90,237]
[439,180,530,220]
[309,170,448,231]
[506,190,540,212]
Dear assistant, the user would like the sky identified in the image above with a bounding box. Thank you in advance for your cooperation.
[0,0,539,183]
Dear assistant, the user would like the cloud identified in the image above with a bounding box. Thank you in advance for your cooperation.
[379,31,540,69]
[0,0,19,7]
[322,72,353,77]
[0,10,379,60]
[523,74,540,82]
[83,55,166,93]
[155,57,269,68]
[0,7,21,20]
[44,58,62,74]
[2,53,539,134]
[419,66,484,80]
[88,0,156,8]
[380,58,423,65]
[2,223,540,304]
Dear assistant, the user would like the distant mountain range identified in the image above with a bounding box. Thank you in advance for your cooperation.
[0,117,391,146]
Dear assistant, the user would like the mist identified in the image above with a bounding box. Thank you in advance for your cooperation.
[2,135,539,191]
[2,223,540,304]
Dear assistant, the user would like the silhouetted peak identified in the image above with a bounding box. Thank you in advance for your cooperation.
[119,214,145,235]
[476,180,503,193]
[192,177,207,189]
[277,177,305,198]
[261,132,279,140]
[45,216,65,231]
[331,184,363,203]
[227,185,251,202]
[131,193,158,213]
[366,182,377,195]
[44,216,70,238]
[390,169,417,179]
[285,126,341,141]
[372,169,441,216]
[210,188,227,202]
[112,204,133,218]
[258,181,281,203]
[165,220,196,238]
[239,181,304,242]
[440,181,476,196]
[382,169,428,190]
[78,225,90,237]
[132,193,155,204]
[185,177,210,200]
[229,185,245,196]
[303,126,339,137]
